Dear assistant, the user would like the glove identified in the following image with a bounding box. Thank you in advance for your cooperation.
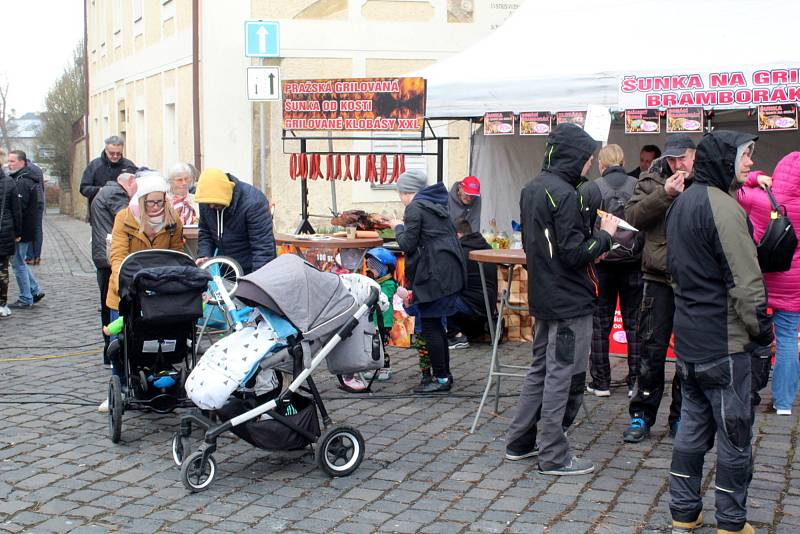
[750,344,772,393]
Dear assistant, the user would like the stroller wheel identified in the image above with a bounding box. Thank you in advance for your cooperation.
[181,451,216,492]
[109,375,123,443]
[315,425,364,478]
[171,432,185,466]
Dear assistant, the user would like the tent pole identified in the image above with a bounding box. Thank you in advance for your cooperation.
[296,138,315,234]
[437,137,444,183]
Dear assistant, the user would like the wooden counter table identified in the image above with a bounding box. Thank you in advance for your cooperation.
[276,233,383,273]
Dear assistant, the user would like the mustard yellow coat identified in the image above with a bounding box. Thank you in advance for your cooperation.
[107,207,184,310]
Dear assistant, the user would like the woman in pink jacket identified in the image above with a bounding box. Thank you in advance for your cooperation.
[738,151,800,415]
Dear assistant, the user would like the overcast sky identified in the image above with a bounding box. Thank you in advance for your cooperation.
[0,0,84,115]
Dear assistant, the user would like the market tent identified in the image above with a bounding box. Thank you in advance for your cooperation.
[418,0,798,233]
[420,0,797,118]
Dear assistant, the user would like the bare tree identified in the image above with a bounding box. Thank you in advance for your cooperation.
[0,78,10,153]
[40,42,86,184]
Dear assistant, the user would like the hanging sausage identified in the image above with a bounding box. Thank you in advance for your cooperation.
[326,153,334,181]
[379,154,388,184]
[354,154,361,181]
[344,154,352,181]
[289,154,297,180]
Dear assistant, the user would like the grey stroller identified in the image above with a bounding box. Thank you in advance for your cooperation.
[173,254,383,491]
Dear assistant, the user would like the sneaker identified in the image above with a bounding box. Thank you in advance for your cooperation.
[628,389,634,399]
[33,292,45,303]
[669,418,681,438]
[586,383,611,397]
[623,417,650,443]
[416,377,452,394]
[717,523,754,534]
[413,373,433,393]
[8,300,33,309]
[505,445,539,460]
[672,512,703,532]
[0,305,11,317]
[341,375,367,392]
[98,399,109,413]
[448,335,469,350]
[776,408,792,416]
[538,456,594,476]
[376,368,391,381]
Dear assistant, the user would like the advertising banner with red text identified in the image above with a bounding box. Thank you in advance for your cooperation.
[619,67,800,109]
[282,77,426,131]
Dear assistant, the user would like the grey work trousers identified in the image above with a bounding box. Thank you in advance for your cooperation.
[669,353,752,532]
[506,314,592,470]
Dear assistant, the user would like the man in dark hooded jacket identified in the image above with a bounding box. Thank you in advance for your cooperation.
[194,168,276,275]
[665,131,771,534]
[504,123,618,476]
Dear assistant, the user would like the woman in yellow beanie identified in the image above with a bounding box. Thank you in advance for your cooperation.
[194,168,276,274]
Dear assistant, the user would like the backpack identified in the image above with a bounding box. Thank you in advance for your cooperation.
[756,187,798,273]
[595,175,643,263]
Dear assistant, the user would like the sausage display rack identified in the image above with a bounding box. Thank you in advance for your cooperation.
[282,120,457,234]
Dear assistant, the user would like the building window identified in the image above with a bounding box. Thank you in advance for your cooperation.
[133,0,144,36]
[161,0,175,21]
[135,110,147,165]
[163,103,178,168]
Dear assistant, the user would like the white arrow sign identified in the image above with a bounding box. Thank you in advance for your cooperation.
[256,26,267,55]
[247,67,281,101]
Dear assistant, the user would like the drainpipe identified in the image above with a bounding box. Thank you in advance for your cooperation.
[192,0,201,170]
[83,0,90,165]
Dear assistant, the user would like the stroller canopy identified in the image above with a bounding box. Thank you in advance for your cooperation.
[118,249,197,302]
[234,254,356,335]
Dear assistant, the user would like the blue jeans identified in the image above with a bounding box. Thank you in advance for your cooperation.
[11,242,40,304]
[772,310,800,411]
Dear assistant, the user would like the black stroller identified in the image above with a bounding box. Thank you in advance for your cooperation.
[108,249,211,443]
[174,254,384,491]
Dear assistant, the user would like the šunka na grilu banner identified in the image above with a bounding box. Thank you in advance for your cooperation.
[619,67,800,109]
[282,77,426,131]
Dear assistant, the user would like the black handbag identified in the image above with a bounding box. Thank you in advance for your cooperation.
[756,188,798,273]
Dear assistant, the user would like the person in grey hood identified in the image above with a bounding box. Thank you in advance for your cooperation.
[665,130,771,534]
[448,175,482,230]
[505,123,619,476]
[393,169,466,394]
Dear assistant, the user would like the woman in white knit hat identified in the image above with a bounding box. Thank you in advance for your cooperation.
[106,171,184,311]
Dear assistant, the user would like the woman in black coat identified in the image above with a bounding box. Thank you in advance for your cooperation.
[0,169,22,316]
[394,170,466,393]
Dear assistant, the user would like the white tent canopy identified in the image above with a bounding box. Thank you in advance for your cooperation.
[420,0,798,118]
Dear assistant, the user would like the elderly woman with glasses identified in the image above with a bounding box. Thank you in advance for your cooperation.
[167,162,199,225]
[106,172,184,311]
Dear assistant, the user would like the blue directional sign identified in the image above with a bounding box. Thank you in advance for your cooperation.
[245,21,280,58]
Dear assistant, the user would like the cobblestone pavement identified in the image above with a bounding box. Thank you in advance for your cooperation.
[0,214,798,533]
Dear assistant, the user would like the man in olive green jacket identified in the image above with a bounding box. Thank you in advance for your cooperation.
[621,134,696,442]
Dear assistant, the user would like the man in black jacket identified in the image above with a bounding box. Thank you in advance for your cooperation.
[446,218,497,348]
[665,131,771,534]
[80,135,135,220]
[505,124,618,475]
[6,151,45,308]
[194,168,276,275]
[90,165,138,365]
